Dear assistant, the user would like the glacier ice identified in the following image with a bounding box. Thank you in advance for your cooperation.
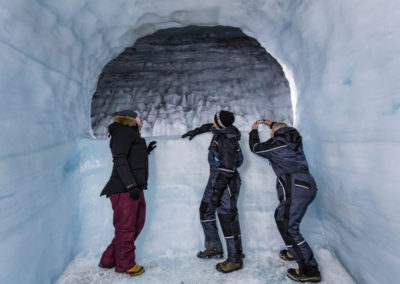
[0,0,399,284]
[90,26,292,138]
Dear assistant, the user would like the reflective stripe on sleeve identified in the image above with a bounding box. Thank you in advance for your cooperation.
[255,144,288,154]
[218,168,235,173]
[252,142,259,152]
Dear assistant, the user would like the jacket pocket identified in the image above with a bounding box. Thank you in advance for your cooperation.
[294,179,311,190]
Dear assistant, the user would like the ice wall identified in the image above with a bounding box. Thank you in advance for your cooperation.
[0,1,399,284]
[57,134,354,284]
[91,25,292,138]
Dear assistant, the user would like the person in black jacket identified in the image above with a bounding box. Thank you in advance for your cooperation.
[182,110,244,273]
[99,110,156,277]
[249,119,321,283]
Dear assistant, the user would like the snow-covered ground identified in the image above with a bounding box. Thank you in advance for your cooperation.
[57,249,353,284]
[56,134,354,284]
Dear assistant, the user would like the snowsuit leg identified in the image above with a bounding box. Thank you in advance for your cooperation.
[100,191,146,272]
[217,174,243,263]
[275,173,318,272]
[200,178,222,250]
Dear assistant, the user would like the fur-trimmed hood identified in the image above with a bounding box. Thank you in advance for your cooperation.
[113,115,137,127]
[108,117,139,137]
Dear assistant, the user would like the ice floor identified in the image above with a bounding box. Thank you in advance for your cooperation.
[56,134,354,284]
[57,249,354,284]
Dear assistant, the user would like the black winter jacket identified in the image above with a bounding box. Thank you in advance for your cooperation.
[100,122,148,196]
[249,127,309,178]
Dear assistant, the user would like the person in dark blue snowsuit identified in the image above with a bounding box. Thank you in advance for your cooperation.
[182,110,244,273]
[249,119,321,283]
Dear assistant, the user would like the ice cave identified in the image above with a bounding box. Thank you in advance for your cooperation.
[0,1,399,284]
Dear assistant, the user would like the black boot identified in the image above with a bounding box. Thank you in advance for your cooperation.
[287,266,321,283]
[197,248,223,259]
[197,240,223,259]
[279,249,295,261]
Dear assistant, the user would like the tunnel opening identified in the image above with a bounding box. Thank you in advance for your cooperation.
[90,25,293,138]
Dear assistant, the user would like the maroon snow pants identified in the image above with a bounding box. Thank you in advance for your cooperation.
[100,191,146,272]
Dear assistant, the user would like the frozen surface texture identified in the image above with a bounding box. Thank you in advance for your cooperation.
[91,26,292,138]
[57,135,354,284]
[57,250,352,284]
[0,0,399,284]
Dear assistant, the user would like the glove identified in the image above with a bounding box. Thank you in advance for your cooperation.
[181,129,197,140]
[129,186,141,200]
[181,123,213,140]
[147,141,157,154]
[210,190,222,207]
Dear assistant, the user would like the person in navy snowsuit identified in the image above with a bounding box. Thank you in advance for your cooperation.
[249,119,321,283]
[182,110,244,273]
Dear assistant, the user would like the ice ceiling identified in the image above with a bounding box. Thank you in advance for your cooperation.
[0,1,399,284]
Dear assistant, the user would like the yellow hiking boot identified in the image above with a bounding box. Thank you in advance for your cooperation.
[279,249,295,261]
[126,264,145,277]
[287,267,321,283]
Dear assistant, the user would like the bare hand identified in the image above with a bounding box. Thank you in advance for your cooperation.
[262,119,273,126]
[252,121,259,130]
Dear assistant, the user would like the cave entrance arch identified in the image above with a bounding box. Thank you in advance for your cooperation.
[90,25,293,138]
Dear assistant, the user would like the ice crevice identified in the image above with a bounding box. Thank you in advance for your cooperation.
[0,1,399,284]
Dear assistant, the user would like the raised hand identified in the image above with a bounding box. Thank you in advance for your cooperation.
[252,121,259,130]
[262,119,273,126]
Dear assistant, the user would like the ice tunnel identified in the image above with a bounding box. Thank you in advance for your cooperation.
[90,25,293,137]
[0,1,399,284]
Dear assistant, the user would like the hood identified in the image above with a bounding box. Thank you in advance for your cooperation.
[274,127,302,148]
[108,121,138,136]
[113,115,137,127]
[212,125,241,141]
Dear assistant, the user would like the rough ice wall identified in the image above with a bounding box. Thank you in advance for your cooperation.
[91,25,292,137]
[0,1,399,284]
[57,135,354,284]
